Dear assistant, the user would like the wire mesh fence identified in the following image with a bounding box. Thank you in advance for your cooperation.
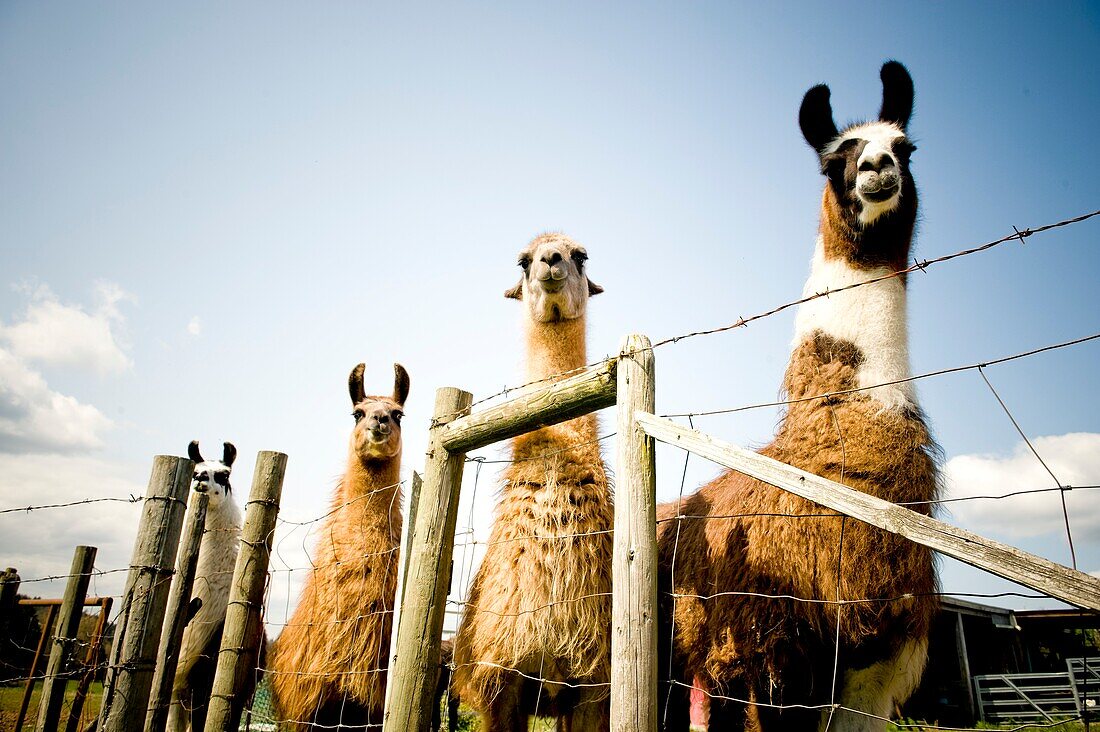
[1,210,1098,731]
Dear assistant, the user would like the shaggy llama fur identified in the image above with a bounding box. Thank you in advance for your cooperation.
[270,364,410,731]
[452,233,614,731]
[657,62,940,732]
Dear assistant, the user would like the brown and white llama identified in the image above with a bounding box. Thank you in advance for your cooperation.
[452,233,614,731]
[167,440,242,732]
[657,61,940,731]
[270,363,409,731]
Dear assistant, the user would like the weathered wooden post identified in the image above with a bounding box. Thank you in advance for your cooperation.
[203,451,287,732]
[0,567,19,632]
[383,387,472,732]
[35,545,97,732]
[100,455,193,732]
[612,334,658,732]
[146,486,210,730]
[16,603,58,731]
[65,597,112,732]
[383,471,423,714]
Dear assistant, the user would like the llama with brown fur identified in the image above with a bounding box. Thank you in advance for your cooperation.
[270,363,410,731]
[452,233,613,731]
[657,61,939,731]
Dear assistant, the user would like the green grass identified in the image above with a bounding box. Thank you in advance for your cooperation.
[0,680,103,731]
[888,721,1088,731]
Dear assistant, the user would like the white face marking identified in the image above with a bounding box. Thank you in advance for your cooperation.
[794,237,915,410]
[192,460,231,507]
[816,638,928,731]
[825,122,908,226]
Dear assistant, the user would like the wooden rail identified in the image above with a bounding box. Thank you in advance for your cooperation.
[636,412,1100,611]
[440,358,617,453]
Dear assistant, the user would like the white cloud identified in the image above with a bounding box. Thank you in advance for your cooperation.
[944,433,1100,540]
[0,453,146,602]
[0,347,112,453]
[187,316,202,336]
[0,282,133,375]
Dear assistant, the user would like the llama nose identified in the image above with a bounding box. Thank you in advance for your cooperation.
[533,261,553,281]
[542,251,563,266]
[859,151,894,173]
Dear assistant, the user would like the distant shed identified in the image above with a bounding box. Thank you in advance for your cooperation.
[903,597,1098,726]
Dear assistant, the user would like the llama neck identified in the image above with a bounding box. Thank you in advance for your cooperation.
[339,451,403,518]
[791,235,915,410]
[512,313,599,457]
[523,314,588,384]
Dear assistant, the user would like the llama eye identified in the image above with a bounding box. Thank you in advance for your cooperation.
[518,257,531,270]
[393,412,403,426]
[353,410,364,423]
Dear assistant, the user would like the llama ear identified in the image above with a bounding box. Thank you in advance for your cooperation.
[587,278,604,297]
[799,83,839,155]
[188,440,203,464]
[878,60,914,130]
[222,442,237,468]
[349,363,366,406]
[392,363,410,406]
[504,279,524,300]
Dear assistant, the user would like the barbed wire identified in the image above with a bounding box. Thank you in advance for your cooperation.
[430,208,1100,425]
[0,494,144,515]
[661,331,1100,418]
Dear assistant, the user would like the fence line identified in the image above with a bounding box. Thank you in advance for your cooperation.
[427,208,1100,425]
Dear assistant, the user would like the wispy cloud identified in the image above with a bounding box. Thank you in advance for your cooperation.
[0,282,133,454]
[944,432,1100,540]
[0,347,113,453]
[0,281,134,375]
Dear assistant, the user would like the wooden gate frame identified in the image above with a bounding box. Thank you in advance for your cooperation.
[383,332,1100,732]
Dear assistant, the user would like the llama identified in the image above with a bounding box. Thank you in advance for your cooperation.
[270,363,409,731]
[452,233,614,731]
[166,440,242,732]
[657,61,940,732]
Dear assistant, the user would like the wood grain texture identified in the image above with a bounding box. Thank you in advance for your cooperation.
[146,488,208,731]
[613,336,658,732]
[636,412,1100,611]
[440,359,616,453]
[204,451,287,732]
[101,456,193,732]
[384,388,472,732]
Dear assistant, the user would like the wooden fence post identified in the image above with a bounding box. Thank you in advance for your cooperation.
[64,597,112,732]
[613,334,658,732]
[100,455,193,732]
[16,604,58,731]
[145,487,210,731]
[384,471,423,714]
[383,387,472,732]
[35,545,97,732]
[0,567,19,633]
[203,451,287,732]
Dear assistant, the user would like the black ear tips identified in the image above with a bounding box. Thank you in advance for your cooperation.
[392,363,411,406]
[349,363,367,406]
[799,84,839,154]
[188,440,203,464]
[222,442,237,468]
[879,60,914,129]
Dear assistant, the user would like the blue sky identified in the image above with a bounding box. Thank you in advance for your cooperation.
[1,2,1098,632]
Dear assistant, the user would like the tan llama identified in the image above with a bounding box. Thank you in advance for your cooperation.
[270,363,410,731]
[657,62,940,732]
[452,233,614,731]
